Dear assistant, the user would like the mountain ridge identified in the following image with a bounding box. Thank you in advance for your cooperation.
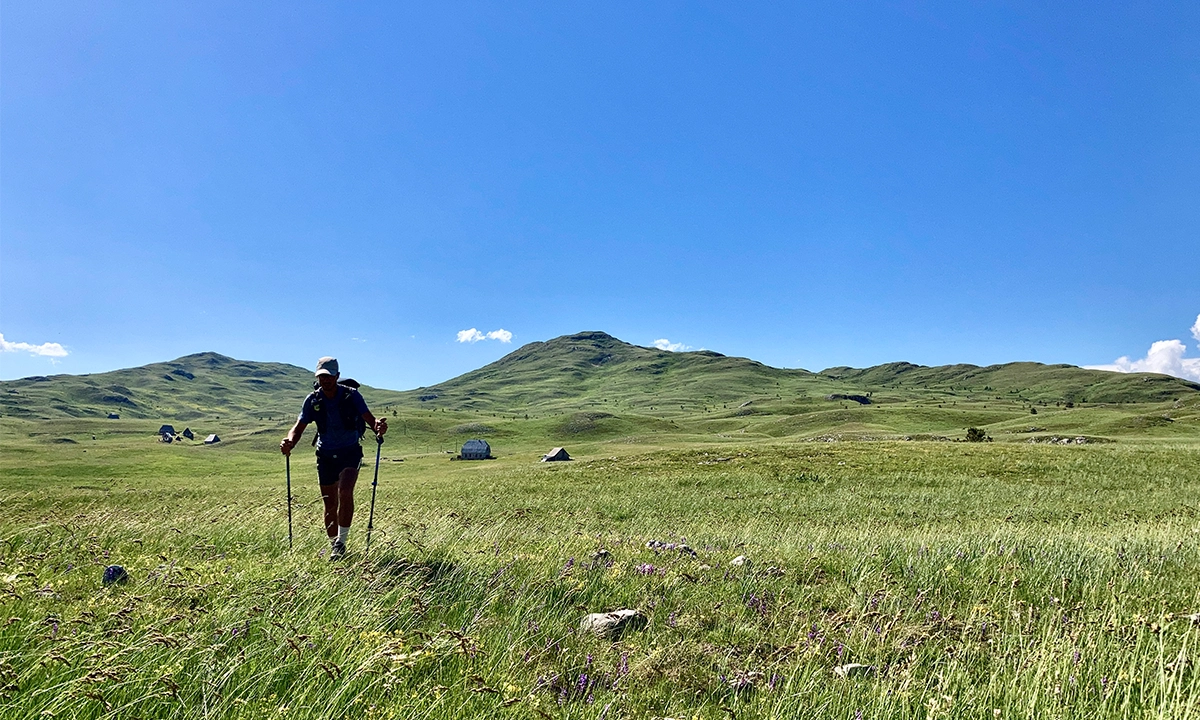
[2,332,1197,426]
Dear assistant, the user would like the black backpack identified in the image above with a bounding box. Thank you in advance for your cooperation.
[308,380,367,445]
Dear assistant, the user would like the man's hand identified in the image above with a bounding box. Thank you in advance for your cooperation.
[280,437,295,456]
[374,418,388,437]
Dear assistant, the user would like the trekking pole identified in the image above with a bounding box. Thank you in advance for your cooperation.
[286,453,293,550]
[365,433,383,556]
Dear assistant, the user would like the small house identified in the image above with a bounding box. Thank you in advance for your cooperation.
[461,439,491,460]
[541,447,571,462]
[204,434,221,445]
[158,424,175,435]
[107,413,120,420]
[182,428,194,440]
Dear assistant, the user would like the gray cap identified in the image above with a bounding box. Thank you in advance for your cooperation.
[315,357,339,377]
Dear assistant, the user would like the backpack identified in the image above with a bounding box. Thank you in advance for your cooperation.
[308,380,367,445]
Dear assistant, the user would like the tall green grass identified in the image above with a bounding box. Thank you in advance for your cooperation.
[1,420,1198,719]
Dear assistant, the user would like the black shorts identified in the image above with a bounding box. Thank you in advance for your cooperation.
[316,445,363,486]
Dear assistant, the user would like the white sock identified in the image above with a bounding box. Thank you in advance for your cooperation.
[337,526,350,544]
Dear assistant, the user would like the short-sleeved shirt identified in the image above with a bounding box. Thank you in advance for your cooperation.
[299,386,369,454]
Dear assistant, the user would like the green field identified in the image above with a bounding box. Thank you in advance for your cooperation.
[2,334,1199,718]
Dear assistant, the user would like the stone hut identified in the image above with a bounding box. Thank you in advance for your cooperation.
[461,439,491,460]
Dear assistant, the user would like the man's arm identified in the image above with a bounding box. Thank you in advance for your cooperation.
[363,411,387,438]
[280,420,309,455]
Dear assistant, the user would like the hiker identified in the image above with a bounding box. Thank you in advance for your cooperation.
[280,357,387,560]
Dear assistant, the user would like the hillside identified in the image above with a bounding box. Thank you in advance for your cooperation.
[390,331,823,412]
[390,331,1200,411]
[0,352,406,423]
[2,332,1198,444]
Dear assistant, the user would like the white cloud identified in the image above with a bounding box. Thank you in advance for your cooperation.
[0,333,68,357]
[456,328,513,344]
[1192,314,1200,344]
[1087,338,1200,382]
[653,338,691,352]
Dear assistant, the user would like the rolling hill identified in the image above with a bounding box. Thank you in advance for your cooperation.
[2,331,1198,444]
[0,352,406,422]
[391,331,1200,411]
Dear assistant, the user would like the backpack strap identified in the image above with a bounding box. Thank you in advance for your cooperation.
[308,385,366,443]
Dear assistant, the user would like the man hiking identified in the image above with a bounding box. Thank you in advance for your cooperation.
[280,357,387,560]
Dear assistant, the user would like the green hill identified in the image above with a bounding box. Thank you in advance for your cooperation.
[388,330,1199,409]
[0,351,406,423]
[2,331,1198,444]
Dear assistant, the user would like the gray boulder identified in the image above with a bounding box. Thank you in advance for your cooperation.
[579,609,646,639]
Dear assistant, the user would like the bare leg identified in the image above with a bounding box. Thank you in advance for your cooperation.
[337,467,359,528]
[321,483,339,539]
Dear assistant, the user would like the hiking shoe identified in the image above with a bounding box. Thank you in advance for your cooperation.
[329,539,346,562]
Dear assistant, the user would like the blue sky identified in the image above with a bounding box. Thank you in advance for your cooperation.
[2,1,1198,388]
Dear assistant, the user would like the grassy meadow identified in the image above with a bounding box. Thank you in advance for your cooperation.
[2,409,1199,719]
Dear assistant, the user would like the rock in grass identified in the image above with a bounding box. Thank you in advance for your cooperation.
[589,549,613,568]
[645,539,699,557]
[833,663,876,679]
[102,565,129,585]
[579,609,646,639]
[731,555,750,567]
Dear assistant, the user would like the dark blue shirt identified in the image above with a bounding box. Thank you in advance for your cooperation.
[299,386,369,454]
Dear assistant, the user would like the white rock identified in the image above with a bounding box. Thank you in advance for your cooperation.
[833,663,877,679]
[731,555,750,567]
[579,609,646,639]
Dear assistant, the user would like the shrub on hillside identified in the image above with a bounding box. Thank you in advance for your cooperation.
[965,427,990,442]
